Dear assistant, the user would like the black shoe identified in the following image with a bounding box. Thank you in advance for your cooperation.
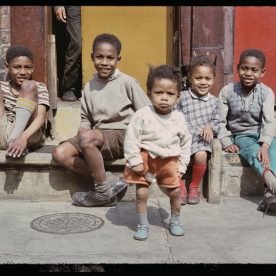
[72,191,117,207]
[257,195,276,216]
[62,90,77,101]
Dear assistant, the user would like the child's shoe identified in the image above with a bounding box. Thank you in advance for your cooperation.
[179,178,188,205]
[169,221,185,236]
[133,224,149,241]
[144,172,157,185]
[187,187,200,204]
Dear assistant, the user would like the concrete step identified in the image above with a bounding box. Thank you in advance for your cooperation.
[52,100,81,142]
[0,145,165,202]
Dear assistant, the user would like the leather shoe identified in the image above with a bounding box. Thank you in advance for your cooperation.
[62,90,77,101]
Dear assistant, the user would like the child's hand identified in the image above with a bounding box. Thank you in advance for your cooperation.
[6,136,28,158]
[177,171,183,178]
[257,143,270,169]
[224,144,239,153]
[200,124,214,142]
[131,164,144,175]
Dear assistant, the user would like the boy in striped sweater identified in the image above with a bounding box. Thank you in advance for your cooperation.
[0,45,50,158]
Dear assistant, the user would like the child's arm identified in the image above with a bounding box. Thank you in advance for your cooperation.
[124,111,144,170]
[178,113,192,175]
[126,78,151,111]
[79,84,94,130]
[217,86,239,153]
[201,98,220,142]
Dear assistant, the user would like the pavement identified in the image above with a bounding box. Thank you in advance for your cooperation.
[0,195,276,272]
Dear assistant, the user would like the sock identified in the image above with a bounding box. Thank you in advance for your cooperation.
[138,212,149,226]
[170,210,180,223]
[189,163,207,190]
[8,98,36,142]
[263,169,276,195]
[94,181,113,200]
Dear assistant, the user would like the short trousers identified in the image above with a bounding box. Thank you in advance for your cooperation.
[65,129,126,160]
[0,113,45,150]
[124,149,180,188]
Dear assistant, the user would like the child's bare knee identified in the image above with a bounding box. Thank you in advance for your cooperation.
[20,80,38,100]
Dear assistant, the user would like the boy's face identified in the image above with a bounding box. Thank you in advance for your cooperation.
[91,42,121,79]
[148,78,179,115]
[237,56,265,92]
[6,56,33,87]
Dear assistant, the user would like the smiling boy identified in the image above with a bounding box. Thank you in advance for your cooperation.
[52,33,151,207]
[218,48,276,210]
[0,45,50,158]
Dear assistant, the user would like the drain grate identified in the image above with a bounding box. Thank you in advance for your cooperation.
[30,213,104,234]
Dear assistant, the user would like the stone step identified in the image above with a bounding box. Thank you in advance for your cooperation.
[208,139,265,204]
[52,101,81,142]
[0,145,165,202]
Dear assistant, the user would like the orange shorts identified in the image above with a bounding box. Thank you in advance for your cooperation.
[124,150,180,188]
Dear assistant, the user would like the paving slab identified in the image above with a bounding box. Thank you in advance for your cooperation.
[0,196,275,265]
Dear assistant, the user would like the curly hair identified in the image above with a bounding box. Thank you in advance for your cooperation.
[6,44,33,64]
[146,64,182,93]
[238,48,266,69]
[92,33,122,56]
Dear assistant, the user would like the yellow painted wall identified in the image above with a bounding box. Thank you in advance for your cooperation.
[81,6,173,92]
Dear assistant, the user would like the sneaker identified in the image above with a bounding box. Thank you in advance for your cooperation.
[144,172,157,184]
[187,187,200,204]
[133,224,150,241]
[179,178,188,205]
[257,195,276,216]
[72,191,117,207]
[169,221,185,236]
[111,179,128,202]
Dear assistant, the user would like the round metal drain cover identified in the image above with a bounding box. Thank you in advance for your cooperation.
[30,213,104,234]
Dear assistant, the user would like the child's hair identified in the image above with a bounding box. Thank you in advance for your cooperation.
[238,48,266,69]
[92,33,122,56]
[6,44,33,64]
[187,55,216,87]
[146,64,182,93]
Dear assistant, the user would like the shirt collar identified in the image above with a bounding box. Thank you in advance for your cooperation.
[188,88,210,101]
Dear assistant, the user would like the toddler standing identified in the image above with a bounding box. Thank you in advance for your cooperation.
[124,64,191,240]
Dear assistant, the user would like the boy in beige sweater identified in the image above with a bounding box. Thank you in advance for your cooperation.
[52,33,151,207]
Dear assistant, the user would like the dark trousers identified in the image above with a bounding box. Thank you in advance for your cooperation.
[61,6,82,98]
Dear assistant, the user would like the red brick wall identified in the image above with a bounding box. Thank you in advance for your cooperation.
[234,7,276,98]
[0,6,10,80]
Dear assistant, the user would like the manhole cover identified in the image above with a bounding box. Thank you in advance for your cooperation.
[30,213,104,234]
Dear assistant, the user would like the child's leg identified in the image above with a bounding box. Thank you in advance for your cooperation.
[0,91,5,119]
[8,81,37,142]
[263,137,276,196]
[235,134,276,196]
[188,151,207,204]
[78,129,113,201]
[134,184,150,241]
[167,186,184,236]
[52,140,90,176]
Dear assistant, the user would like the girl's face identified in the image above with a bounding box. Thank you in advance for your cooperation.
[6,56,33,87]
[189,65,215,97]
[92,42,121,79]
[148,78,179,115]
[237,56,265,92]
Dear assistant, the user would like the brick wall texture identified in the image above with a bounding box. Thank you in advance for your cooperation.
[0,6,10,81]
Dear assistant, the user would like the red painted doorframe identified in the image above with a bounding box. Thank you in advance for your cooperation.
[234,6,276,99]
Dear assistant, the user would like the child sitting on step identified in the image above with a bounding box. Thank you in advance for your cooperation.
[52,33,151,207]
[124,64,192,241]
[218,48,276,212]
[176,55,220,205]
[0,45,50,158]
